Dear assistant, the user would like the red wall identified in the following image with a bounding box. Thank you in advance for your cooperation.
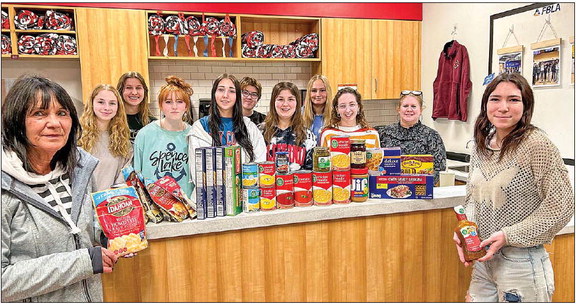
[17,3,422,21]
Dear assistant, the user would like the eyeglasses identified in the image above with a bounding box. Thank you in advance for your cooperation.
[400,90,423,96]
[241,90,259,99]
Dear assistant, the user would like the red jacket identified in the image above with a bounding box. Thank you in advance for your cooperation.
[432,40,472,122]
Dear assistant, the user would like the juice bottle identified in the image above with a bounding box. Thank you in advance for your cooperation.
[454,205,486,261]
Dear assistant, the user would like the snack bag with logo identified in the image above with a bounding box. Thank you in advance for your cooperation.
[92,186,148,256]
[122,166,164,224]
[155,175,197,219]
[144,177,189,222]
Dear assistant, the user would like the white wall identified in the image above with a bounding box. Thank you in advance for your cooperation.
[422,3,574,159]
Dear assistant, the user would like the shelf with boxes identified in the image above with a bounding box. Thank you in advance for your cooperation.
[146,11,321,61]
[1,4,79,59]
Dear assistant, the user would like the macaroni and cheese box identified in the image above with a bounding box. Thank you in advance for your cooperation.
[401,154,434,175]
[92,186,148,256]
[367,147,401,176]
[214,147,226,217]
[205,148,216,218]
[369,175,433,199]
[194,148,207,220]
[224,146,243,215]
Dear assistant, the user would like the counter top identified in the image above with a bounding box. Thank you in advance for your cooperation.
[145,185,573,240]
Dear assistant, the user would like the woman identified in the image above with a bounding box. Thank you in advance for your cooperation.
[116,71,156,143]
[260,82,316,171]
[319,87,380,149]
[188,73,266,165]
[302,74,333,142]
[1,75,117,302]
[453,73,574,302]
[377,90,446,183]
[78,84,132,191]
[133,76,194,197]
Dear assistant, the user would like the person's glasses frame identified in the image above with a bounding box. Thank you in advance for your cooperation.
[241,90,259,99]
[400,90,423,97]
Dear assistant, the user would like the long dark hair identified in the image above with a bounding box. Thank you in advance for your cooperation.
[474,73,536,160]
[2,75,81,175]
[209,73,255,162]
[263,82,306,146]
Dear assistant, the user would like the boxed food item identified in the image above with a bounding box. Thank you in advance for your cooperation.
[205,147,216,218]
[194,147,207,220]
[401,154,434,175]
[366,147,401,176]
[214,147,226,217]
[369,174,433,199]
[92,186,148,256]
[224,146,243,215]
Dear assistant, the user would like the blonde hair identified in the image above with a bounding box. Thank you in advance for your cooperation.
[397,93,425,110]
[158,75,193,112]
[263,82,306,146]
[78,84,131,158]
[328,87,370,129]
[302,74,333,129]
[116,71,152,125]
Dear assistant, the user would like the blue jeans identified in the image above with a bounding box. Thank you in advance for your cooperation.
[467,245,555,302]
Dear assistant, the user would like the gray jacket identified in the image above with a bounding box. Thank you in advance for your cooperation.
[1,148,104,302]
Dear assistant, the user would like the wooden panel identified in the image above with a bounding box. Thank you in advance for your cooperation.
[321,18,372,99]
[102,207,573,302]
[372,20,421,99]
[76,8,149,103]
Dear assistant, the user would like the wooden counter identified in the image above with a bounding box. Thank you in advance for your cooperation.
[102,187,574,302]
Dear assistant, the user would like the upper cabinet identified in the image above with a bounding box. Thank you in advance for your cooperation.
[146,11,321,61]
[322,18,421,99]
[1,4,78,59]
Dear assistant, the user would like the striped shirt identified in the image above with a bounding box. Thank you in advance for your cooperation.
[30,173,73,215]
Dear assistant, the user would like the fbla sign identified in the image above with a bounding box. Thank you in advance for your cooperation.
[534,3,560,16]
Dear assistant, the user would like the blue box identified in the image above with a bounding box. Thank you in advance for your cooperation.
[369,174,433,199]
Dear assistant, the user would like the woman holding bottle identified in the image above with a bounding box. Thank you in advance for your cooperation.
[302,74,333,141]
[133,76,194,197]
[116,71,156,143]
[319,87,380,149]
[453,73,573,302]
[260,81,316,171]
[78,84,132,191]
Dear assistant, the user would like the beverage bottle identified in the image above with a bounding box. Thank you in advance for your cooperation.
[454,205,486,261]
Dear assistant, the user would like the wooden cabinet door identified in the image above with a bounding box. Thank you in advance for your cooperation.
[371,20,421,99]
[76,8,149,103]
[321,18,372,99]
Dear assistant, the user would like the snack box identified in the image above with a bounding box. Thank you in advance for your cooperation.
[401,154,434,175]
[224,146,243,215]
[369,174,433,199]
[367,147,401,176]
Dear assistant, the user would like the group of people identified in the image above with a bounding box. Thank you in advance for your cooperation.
[1,71,573,302]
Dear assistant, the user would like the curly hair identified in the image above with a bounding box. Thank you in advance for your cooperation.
[263,82,307,146]
[302,74,333,129]
[116,71,153,125]
[328,87,370,129]
[157,75,194,110]
[78,84,131,158]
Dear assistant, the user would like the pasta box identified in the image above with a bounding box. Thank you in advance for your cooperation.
[369,174,433,199]
[366,147,401,176]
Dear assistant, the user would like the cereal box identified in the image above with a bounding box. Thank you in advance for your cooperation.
[205,148,216,218]
[401,154,434,175]
[224,146,242,215]
[92,186,148,256]
[329,135,350,171]
[312,171,332,206]
[214,147,226,217]
[194,148,207,220]
[368,175,433,199]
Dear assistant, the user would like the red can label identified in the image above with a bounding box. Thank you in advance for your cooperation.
[312,171,332,206]
[258,161,276,188]
[330,136,351,171]
[260,187,276,211]
[276,173,294,209]
[293,170,313,207]
[332,171,351,204]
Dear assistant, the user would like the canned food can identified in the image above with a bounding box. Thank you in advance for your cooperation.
[312,171,333,206]
[242,187,260,212]
[332,171,351,204]
[275,151,290,174]
[329,136,351,171]
[242,163,259,188]
[293,170,313,207]
[276,173,294,209]
[258,161,276,188]
[260,187,276,211]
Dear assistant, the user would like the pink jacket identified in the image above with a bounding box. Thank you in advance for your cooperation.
[432,40,472,122]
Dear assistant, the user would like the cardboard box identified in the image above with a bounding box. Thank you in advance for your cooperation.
[214,147,226,217]
[367,147,401,176]
[194,148,207,220]
[224,146,243,215]
[369,175,433,199]
[401,154,434,175]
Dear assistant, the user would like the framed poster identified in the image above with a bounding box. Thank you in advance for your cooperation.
[497,46,523,74]
[531,39,561,87]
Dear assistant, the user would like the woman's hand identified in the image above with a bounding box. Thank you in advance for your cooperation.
[477,231,506,262]
[453,232,472,267]
[101,248,119,273]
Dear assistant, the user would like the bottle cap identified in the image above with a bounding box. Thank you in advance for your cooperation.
[454,205,466,214]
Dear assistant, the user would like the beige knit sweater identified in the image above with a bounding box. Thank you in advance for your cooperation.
[464,129,574,247]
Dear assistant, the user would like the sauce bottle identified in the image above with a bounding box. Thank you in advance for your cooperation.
[454,205,486,261]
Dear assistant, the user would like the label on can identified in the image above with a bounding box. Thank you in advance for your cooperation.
[258,161,276,188]
[293,170,313,207]
[330,136,350,171]
[351,173,369,202]
[276,174,294,208]
[332,171,351,204]
[242,163,259,188]
[260,187,276,211]
[242,187,260,212]
[276,151,290,174]
[312,171,333,206]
